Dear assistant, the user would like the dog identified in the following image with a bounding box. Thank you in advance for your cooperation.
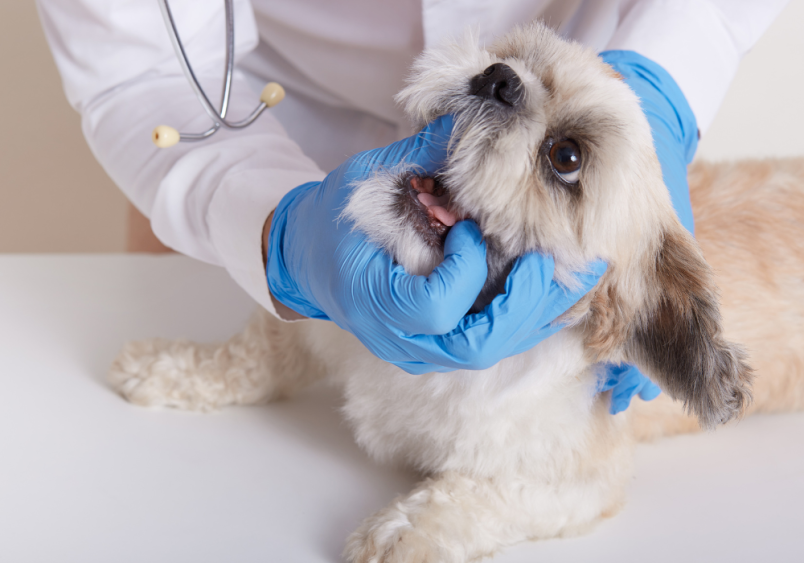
[109,22,804,562]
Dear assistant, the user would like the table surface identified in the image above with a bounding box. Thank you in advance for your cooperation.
[1,254,802,563]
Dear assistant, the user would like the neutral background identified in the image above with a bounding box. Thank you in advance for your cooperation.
[2,0,803,253]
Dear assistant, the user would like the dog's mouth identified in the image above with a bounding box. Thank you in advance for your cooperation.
[404,174,468,246]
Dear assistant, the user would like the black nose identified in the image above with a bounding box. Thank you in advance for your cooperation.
[470,63,523,107]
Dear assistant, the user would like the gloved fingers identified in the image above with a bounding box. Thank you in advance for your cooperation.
[343,308,465,374]
[609,389,637,415]
[386,358,454,375]
[531,257,608,323]
[394,253,556,370]
[508,322,566,357]
[382,114,456,176]
[357,243,607,370]
[638,378,662,401]
[505,256,608,356]
[420,254,607,368]
[610,375,640,414]
[388,261,605,372]
[383,220,488,335]
[607,364,662,414]
[596,362,630,393]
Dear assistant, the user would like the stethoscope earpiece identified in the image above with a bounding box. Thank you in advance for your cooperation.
[154,0,284,148]
[260,82,285,108]
[152,125,180,148]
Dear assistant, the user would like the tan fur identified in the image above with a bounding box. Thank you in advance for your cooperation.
[630,158,804,439]
[604,67,624,82]
[582,279,630,361]
[107,24,804,563]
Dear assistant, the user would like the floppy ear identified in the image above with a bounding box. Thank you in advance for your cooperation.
[625,228,753,429]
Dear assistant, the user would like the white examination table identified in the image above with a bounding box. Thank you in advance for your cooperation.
[1,255,802,562]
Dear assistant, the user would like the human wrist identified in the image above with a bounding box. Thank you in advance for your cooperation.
[264,181,330,320]
[261,209,275,267]
[262,209,306,321]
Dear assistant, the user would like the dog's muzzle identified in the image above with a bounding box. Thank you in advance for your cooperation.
[470,63,523,108]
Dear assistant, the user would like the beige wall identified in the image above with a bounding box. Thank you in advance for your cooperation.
[697,0,804,161]
[1,1,802,253]
[0,2,127,252]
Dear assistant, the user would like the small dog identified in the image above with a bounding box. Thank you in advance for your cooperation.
[110,23,804,562]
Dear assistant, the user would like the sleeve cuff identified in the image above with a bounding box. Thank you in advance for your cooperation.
[605,0,788,133]
[207,167,325,316]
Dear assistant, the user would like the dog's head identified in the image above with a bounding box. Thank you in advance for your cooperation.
[347,23,752,428]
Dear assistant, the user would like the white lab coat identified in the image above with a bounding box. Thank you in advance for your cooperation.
[36,0,787,316]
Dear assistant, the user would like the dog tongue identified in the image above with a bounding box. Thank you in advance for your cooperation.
[417,192,458,226]
[430,205,458,227]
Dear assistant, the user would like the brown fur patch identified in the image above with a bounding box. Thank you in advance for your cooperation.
[582,276,629,360]
[627,229,754,429]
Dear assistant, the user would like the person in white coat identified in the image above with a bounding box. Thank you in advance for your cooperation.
[36,0,788,405]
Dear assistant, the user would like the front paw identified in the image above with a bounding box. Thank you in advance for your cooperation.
[108,338,223,411]
[344,486,472,563]
[345,511,448,563]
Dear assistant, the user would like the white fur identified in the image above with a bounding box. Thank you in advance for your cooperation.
[108,23,741,562]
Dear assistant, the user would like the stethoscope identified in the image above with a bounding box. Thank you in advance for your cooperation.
[151,0,285,148]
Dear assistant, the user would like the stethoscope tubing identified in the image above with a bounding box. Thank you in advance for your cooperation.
[157,0,269,142]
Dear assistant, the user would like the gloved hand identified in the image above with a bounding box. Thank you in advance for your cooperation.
[266,114,608,374]
[597,364,662,415]
[597,50,700,413]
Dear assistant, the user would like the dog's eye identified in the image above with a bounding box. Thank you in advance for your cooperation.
[549,140,581,184]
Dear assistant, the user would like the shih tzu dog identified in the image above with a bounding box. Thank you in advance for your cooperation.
[109,23,804,563]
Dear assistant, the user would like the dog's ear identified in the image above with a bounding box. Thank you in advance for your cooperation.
[625,229,753,429]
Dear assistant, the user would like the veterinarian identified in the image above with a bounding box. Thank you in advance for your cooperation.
[38,0,787,412]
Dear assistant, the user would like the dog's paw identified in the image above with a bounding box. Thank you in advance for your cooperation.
[108,338,224,411]
[696,343,754,429]
[345,510,447,563]
[344,488,471,563]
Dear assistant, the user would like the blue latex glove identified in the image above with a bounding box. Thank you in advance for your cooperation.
[596,50,699,414]
[597,364,663,415]
[266,115,608,374]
